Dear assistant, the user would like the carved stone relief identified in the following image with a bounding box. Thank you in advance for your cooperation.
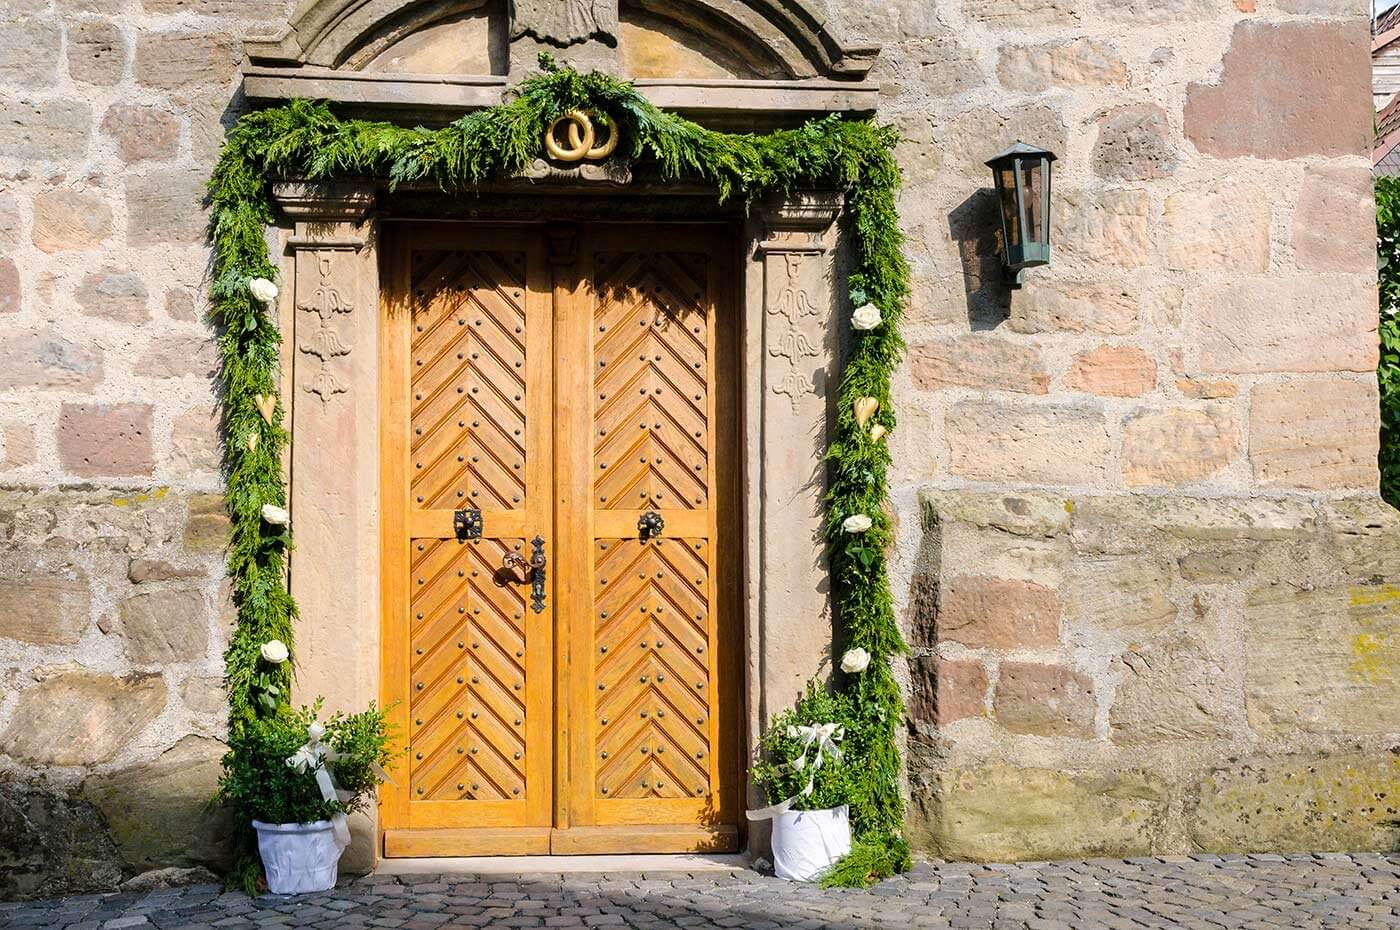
[510,0,618,47]
[297,253,354,405]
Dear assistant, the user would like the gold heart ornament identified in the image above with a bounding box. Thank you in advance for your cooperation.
[254,394,277,425]
[869,424,887,443]
[854,396,879,429]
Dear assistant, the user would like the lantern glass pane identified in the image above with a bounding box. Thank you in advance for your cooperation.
[1020,158,1043,245]
[998,165,1020,248]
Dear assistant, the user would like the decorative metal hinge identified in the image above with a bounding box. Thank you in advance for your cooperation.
[638,510,665,541]
[454,508,482,541]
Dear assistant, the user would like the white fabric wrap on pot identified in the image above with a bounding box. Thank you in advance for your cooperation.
[746,722,844,821]
[770,806,852,882]
[285,723,355,848]
[252,819,343,895]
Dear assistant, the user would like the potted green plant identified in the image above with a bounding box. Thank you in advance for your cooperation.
[220,700,394,894]
[748,681,857,881]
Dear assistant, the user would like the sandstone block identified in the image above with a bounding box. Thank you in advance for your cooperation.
[946,399,1111,486]
[101,104,181,163]
[136,332,218,379]
[0,671,166,765]
[1053,188,1149,270]
[1065,345,1155,397]
[135,32,237,90]
[164,287,201,322]
[1197,278,1377,374]
[183,494,230,552]
[1176,377,1236,400]
[66,17,125,85]
[1291,161,1376,273]
[997,38,1124,92]
[0,783,122,900]
[142,0,286,16]
[1121,404,1239,487]
[908,656,989,735]
[920,489,1073,538]
[57,403,154,478]
[178,676,226,716]
[0,97,90,160]
[169,404,221,481]
[1249,378,1379,489]
[1092,103,1177,181]
[993,662,1095,737]
[0,258,17,314]
[964,0,1082,26]
[0,14,60,86]
[32,189,113,252]
[1110,635,1235,744]
[126,169,209,246]
[936,575,1060,650]
[1008,279,1137,335]
[0,419,36,470]
[1064,555,1176,631]
[1164,184,1271,272]
[0,330,102,392]
[911,763,1169,860]
[74,268,149,323]
[0,555,89,645]
[119,588,208,664]
[128,558,203,584]
[941,103,1068,178]
[1190,753,1400,852]
[1185,23,1371,159]
[1244,581,1400,735]
[1070,495,1318,550]
[81,735,233,870]
[1178,546,1259,583]
[909,335,1049,394]
[1094,0,1218,20]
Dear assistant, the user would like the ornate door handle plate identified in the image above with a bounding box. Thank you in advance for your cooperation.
[499,536,548,614]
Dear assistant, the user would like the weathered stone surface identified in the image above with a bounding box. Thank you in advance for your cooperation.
[1185,23,1371,160]
[56,403,154,478]
[963,0,1081,27]
[1191,754,1400,852]
[936,576,1060,649]
[0,330,102,392]
[1177,377,1237,400]
[168,404,220,482]
[993,662,1095,737]
[118,589,208,664]
[940,103,1068,178]
[946,399,1112,486]
[1053,188,1149,269]
[101,104,181,163]
[1244,581,1400,735]
[142,0,285,16]
[909,335,1049,394]
[177,676,225,717]
[135,332,218,379]
[1249,379,1379,489]
[0,14,60,86]
[1064,555,1176,631]
[183,494,230,552]
[908,656,989,736]
[0,672,166,765]
[912,763,1170,860]
[0,419,35,470]
[1092,103,1177,181]
[1291,161,1375,273]
[1065,345,1155,397]
[921,490,1074,539]
[82,735,233,871]
[1110,635,1234,744]
[67,18,125,85]
[1196,279,1377,374]
[1178,546,1260,583]
[0,555,89,645]
[0,257,17,314]
[73,268,149,323]
[0,97,90,160]
[0,783,122,900]
[1164,184,1270,272]
[128,558,203,584]
[1008,280,1137,335]
[997,39,1125,92]
[126,169,209,246]
[1121,404,1239,487]
[32,189,113,252]
[164,287,201,322]
[134,32,237,89]
[1071,495,1319,549]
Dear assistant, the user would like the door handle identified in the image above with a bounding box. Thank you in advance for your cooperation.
[499,536,547,614]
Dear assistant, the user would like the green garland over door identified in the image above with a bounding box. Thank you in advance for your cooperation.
[210,61,912,884]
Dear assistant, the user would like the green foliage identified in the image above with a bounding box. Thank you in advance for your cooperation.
[820,832,912,889]
[210,59,911,882]
[1377,177,1400,506]
[751,682,859,813]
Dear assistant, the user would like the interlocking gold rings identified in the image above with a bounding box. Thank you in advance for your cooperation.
[544,110,620,163]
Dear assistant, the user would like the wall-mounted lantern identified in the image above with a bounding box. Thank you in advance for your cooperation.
[986,142,1056,289]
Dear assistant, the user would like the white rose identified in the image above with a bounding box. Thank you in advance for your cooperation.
[260,639,289,664]
[248,277,279,305]
[840,647,871,674]
[851,303,882,331]
[261,503,290,525]
[842,514,873,534]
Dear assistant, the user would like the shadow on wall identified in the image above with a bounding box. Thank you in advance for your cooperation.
[946,188,1013,331]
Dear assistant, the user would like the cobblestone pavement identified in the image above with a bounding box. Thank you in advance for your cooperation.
[2,854,1398,930]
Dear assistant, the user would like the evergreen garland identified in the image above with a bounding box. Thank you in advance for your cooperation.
[210,60,911,885]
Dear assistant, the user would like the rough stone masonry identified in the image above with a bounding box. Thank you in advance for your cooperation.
[0,0,1395,900]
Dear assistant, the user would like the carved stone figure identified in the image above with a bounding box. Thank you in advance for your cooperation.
[510,0,618,47]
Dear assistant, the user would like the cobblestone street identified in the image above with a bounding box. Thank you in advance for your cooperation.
[2,854,1398,930]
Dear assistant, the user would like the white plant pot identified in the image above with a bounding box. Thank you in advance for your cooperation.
[252,819,345,894]
[771,805,852,882]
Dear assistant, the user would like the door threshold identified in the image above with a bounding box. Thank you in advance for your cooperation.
[376,853,752,876]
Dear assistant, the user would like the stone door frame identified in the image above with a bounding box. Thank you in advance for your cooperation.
[272,181,849,863]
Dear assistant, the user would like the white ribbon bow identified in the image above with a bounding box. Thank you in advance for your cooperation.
[286,721,391,848]
[746,722,844,821]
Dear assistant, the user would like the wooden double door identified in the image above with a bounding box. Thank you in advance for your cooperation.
[379,223,742,856]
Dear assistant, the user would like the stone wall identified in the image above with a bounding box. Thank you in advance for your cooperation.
[0,0,1392,897]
